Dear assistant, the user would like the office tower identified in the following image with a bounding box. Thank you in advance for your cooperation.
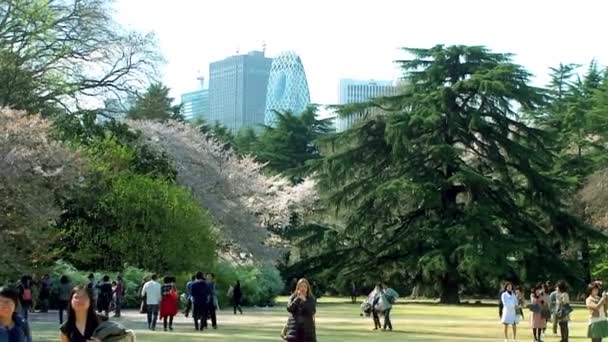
[336,79,396,132]
[264,51,310,126]
[181,77,209,121]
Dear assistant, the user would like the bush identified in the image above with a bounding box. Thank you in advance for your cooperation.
[48,260,149,308]
[199,262,284,308]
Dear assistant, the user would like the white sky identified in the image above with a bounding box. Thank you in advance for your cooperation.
[114,0,608,106]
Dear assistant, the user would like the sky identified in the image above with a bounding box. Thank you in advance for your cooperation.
[113,0,608,107]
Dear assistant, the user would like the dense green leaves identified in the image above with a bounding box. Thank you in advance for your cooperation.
[127,83,183,121]
[256,105,333,183]
[293,45,590,303]
[57,137,215,272]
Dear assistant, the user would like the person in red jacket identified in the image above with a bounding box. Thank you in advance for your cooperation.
[160,276,179,331]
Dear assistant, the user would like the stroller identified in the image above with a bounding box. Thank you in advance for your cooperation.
[360,302,372,317]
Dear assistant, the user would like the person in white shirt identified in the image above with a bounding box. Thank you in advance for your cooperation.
[141,274,162,331]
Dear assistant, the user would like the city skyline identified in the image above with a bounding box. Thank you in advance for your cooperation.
[114,0,608,108]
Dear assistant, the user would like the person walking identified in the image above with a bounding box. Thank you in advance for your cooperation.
[555,280,571,342]
[284,278,316,342]
[141,274,162,331]
[86,274,98,309]
[38,274,51,313]
[500,282,519,342]
[368,284,383,330]
[184,275,195,318]
[206,273,218,329]
[58,275,72,324]
[0,287,32,342]
[381,282,399,331]
[549,281,559,336]
[190,272,210,331]
[586,282,608,342]
[231,280,243,315]
[530,284,547,342]
[60,286,101,342]
[351,281,358,304]
[15,276,32,321]
[160,276,178,332]
[113,275,125,318]
[96,276,113,317]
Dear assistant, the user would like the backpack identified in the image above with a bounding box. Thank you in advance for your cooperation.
[22,288,32,301]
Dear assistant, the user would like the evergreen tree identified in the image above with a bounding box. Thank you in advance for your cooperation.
[298,45,588,303]
[256,105,332,183]
[127,83,183,121]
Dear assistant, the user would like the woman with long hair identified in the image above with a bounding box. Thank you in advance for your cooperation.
[586,282,608,342]
[0,287,31,342]
[60,286,101,342]
[500,282,518,342]
[284,278,316,342]
[530,284,547,342]
[160,276,179,331]
[16,276,32,321]
[231,280,243,315]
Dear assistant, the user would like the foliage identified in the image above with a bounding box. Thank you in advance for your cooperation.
[256,105,333,183]
[290,45,590,303]
[49,260,148,308]
[128,120,318,262]
[209,262,284,307]
[0,0,160,115]
[57,137,216,272]
[0,108,82,280]
[127,83,183,121]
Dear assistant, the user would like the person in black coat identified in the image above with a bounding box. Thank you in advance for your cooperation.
[232,280,243,314]
[190,272,210,331]
[284,278,316,342]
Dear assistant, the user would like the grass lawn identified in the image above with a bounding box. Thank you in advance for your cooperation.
[30,298,591,341]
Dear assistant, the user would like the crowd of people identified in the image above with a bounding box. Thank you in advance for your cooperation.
[498,279,608,342]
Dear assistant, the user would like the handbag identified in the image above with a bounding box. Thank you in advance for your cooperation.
[529,303,540,313]
[558,303,573,317]
[541,306,551,320]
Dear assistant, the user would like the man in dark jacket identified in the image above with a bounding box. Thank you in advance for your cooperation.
[190,272,210,331]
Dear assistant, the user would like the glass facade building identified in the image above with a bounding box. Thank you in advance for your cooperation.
[336,79,396,132]
[264,51,311,126]
[181,89,209,121]
[208,51,273,131]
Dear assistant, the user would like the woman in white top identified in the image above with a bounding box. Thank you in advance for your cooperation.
[500,282,519,342]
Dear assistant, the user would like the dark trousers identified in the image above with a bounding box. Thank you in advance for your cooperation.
[207,305,217,328]
[233,298,242,314]
[559,321,569,342]
[163,315,174,330]
[383,309,392,330]
[351,295,357,303]
[372,311,381,329]
[184,298,192,317]
[193,305,208,331]
[146,304,159,329]
[114,297,122,317]
[58,300,68,324]
[20,301,31,320]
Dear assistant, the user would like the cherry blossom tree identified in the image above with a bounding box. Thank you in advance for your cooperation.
[127,120,317,262]
[0,108,82,277]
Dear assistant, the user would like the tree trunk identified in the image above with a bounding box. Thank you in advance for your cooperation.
[439,268,460,304]
[581,237,592,285]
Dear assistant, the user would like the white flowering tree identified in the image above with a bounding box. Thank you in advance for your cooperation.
[127,120,317,262]
[0,108,82,277]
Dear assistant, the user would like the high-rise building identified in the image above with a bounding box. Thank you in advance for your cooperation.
[181,77,209,122]
[208,50,272,131]
[336,79,396,132]
[264,51,310,126]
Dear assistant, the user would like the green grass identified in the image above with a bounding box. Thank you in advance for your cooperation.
[31,298,591,341]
